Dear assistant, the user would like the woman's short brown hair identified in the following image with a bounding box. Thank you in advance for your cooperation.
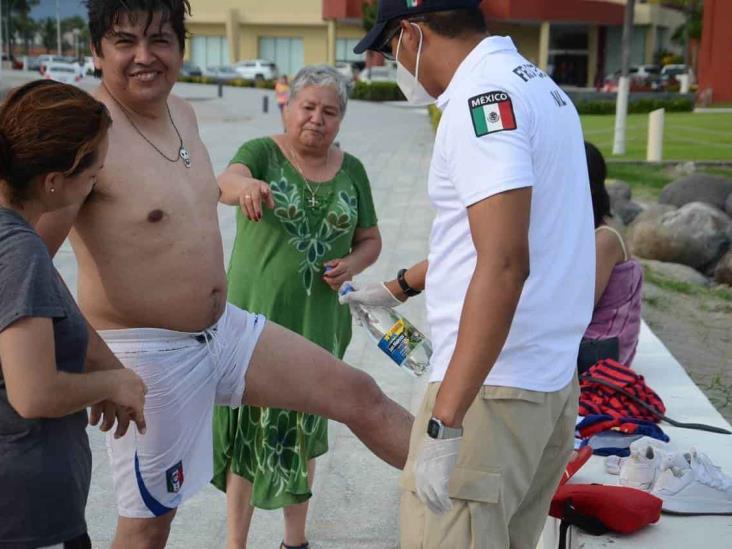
[0,80,112,205]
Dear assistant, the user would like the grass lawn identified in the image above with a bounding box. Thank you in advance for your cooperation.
[581,112,732,162]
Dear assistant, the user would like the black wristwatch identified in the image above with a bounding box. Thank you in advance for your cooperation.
[397,268,422,297]
[427,418,464,440]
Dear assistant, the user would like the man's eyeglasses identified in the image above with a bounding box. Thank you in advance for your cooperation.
[377,18,426,60]
[377,25,403,61]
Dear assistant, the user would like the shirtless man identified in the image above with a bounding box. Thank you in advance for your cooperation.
[38,2,412,547]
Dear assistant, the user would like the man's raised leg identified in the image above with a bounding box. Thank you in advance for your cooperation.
[243,323,413,469]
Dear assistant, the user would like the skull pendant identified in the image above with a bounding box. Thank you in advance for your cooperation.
[179,146,192,168]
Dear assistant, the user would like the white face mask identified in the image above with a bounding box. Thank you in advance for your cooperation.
[395,24,436,107]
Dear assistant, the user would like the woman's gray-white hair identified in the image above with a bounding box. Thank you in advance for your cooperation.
[289,65,349,116]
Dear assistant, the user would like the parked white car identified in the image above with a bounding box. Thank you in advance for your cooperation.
[335,62,355,82]
[44,62,82,84]
[630,64,661,79]
[203,65,241,81]
[233,59,278,80]
[358,63,397,84]
[661,64,695,84]
[37,54,67,74]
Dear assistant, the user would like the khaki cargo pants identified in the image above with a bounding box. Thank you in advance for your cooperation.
[400,377,579,549]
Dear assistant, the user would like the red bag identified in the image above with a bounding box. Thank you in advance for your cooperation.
[559,446,593,487]
[550,484,662,535]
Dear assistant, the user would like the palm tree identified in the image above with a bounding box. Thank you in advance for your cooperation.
[40,17,55,53]
[3,0,38,57]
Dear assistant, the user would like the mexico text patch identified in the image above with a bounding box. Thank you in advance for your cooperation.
[468,91,517,137]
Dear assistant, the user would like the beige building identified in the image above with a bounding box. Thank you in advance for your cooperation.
[186,0,365,75]
[186,0,686,86]
[483,1,686,88]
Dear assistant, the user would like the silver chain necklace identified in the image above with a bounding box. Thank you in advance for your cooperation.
[103,84,191,169]
[287,145,331,209]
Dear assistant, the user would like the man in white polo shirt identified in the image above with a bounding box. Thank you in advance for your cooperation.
[343,1,595,547]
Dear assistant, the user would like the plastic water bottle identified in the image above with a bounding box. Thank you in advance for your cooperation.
[340,283,432,376]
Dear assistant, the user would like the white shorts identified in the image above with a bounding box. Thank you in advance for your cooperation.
[100,303,266,518]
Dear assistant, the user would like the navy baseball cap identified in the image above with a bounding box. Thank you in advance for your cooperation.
[354,0,483,54]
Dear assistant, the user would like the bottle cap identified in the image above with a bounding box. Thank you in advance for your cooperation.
[339,282,354,297]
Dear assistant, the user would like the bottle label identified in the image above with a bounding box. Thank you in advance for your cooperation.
[378,318,423,365]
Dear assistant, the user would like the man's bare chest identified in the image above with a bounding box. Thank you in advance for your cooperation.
[89,155,218,229]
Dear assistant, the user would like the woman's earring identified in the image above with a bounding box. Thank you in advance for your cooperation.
[50,188,56,193]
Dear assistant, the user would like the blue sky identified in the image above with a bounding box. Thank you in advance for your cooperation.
[30,0,87,20]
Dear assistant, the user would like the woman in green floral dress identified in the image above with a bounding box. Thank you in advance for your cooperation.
[213,66,381,549]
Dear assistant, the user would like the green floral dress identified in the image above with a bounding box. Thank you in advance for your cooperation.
[211,137,378,509]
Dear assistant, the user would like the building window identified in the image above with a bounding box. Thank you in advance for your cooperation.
[191,36,229,70]
[336,38,364,63]
[548,25,590,87]
[259,37,304,76]
[604,26,647,76]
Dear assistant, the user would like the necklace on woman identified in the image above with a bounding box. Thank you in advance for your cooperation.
[103,84,191,169]
[287,144,331,209]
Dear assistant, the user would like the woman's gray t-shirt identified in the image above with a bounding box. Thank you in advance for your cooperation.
[0,207,91,548]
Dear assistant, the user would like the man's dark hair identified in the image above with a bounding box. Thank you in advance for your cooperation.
[585,141,612,229]
[379,8,487,53]
[419,8,488,38]
[86,0,191,55]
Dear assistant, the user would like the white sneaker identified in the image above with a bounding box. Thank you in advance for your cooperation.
[619,443,665,491]
[618,438,674,490]
[652,449,732,515]
[628,436,672,455]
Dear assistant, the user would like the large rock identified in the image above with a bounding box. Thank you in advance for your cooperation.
[726,193,732,217]
[628,204,677,226]
[640,259,710,287]
[606,179,632,203]
[659,174,732,211]
[666,161,697,179]
[629,202,731,271]
[605,180,641,224]
[614,200,643,225]
[714,251,732,285]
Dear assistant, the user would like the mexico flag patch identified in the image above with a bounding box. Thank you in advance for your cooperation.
[468,91,517,137]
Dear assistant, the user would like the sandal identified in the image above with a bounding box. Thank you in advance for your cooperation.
[280,542,309,549]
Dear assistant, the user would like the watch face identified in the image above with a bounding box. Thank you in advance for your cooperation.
[427,419,441,439]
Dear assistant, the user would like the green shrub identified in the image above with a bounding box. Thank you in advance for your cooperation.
[575,100,616,115]
[574,96,694,115]
[177,75,218,85]
[427,95,694,131]
[350,81,405,102]
[176,76,275,90]
[254,79,276,90]
[630,97,694,113]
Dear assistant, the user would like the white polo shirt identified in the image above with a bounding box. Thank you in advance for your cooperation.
[426,36,595,392]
